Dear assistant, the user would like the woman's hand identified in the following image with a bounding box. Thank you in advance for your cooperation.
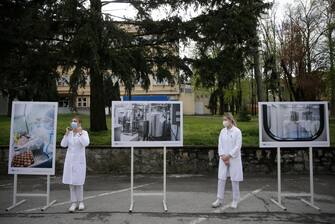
[65,127,70,136]
[77,127,83,135]
[223,155,230,161]
[220,155,230,166]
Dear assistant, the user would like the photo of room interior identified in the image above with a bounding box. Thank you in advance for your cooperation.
[113,102,181,144]
[9,103,56,171]
[264,103,324,141]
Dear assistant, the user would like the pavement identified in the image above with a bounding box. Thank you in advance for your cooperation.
[0,174,335,224]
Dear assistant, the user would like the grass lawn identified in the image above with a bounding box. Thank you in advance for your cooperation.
[0,114,334,147]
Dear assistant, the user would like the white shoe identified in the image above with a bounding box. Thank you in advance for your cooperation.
[212,199,223,208]
[231,201,238,209]
[69,203,77,212]
[78,202,85,211]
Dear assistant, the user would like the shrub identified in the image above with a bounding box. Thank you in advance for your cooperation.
[238,105,251,122]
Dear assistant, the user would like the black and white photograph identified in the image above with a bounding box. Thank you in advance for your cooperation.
[259,102,330,147]
[112,101,182,147]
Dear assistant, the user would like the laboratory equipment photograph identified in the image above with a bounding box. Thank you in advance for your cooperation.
[8,102,58,175]
[112,101,182,147]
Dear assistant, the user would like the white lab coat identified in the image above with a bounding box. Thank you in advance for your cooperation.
[218,126,243,181]
[61,130,90,185]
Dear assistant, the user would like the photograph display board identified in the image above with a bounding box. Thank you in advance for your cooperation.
[259,101,330,148]
[112,101,183,147]
[8,102,58,175]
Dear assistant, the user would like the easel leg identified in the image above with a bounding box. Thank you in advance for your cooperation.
[129,146,134,213]
[162,146,168,212]
[6,174,26,211]
[301,147,320,210]
[270,147,286,210]
[6,174,56,212]
[41,175,56,211]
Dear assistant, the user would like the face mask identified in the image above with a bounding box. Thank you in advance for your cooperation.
[223,120,229,128]
[71,121,78,129]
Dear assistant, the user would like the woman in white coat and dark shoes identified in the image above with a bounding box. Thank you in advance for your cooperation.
[212,113,243,209]
[61,116,90,212]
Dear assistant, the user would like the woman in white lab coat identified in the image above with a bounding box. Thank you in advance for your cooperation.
[212,113,243,209]
[61,116,90,212]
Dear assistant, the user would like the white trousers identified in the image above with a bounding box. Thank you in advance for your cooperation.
[69,185,84,203]
[217,179,240,202]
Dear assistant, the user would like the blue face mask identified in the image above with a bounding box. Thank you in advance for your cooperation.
[71,121,78,129]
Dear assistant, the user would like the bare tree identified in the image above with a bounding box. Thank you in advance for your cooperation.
[277,0,327,101]
[260,3,282,101]
[323,0,335,115]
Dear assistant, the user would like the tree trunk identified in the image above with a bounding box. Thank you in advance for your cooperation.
[89,0,107,131]
[254,36,263,102]
[237,78,242,113]
[281,59,296,100]
[251,73,256,116]
[328,23,335,116]
[7,94,13,117]
[272,18,282,102]
[128,88,132,101]
[90,65,107,131]
[306,31,312,74]
[219,89,225,115]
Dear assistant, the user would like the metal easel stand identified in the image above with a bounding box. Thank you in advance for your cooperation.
[6,174,57,211]
[270,147,320,211]
[129,146,168,213]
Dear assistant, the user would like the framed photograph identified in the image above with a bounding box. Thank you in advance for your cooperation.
[8,101,58,175]
[112,101,183,147]
[259,101,330,148]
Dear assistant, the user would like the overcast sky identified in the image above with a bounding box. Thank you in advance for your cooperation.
[101,0,296,58]
[102,0,296,21]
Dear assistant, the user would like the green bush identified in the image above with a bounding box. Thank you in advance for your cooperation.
[237,106,251,122]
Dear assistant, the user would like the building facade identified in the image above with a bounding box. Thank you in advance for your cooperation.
[56,72,210,115]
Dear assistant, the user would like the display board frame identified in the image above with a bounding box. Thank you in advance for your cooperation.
[8,101,58,175]
[111,101,183,147]
[258,101,330,148]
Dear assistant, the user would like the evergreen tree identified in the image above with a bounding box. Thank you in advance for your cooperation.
[0,0,60,116]
[134,0,270,114]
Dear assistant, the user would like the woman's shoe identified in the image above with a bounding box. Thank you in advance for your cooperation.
[78,202,85,211]
[211,199,223,208]
[69,203,77,212]
[231,201,238,209]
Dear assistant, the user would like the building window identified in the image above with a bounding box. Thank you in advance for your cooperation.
[154,79,169,85]
[77,97,88,108]
[59,97,69,108]
[57,75,69,87]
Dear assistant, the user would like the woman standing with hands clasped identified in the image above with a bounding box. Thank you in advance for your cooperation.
[61,116,90,212]
[212,113,243,209]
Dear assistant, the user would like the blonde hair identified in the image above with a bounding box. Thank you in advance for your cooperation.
[223,112,237,127]
[72,115,82,124]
